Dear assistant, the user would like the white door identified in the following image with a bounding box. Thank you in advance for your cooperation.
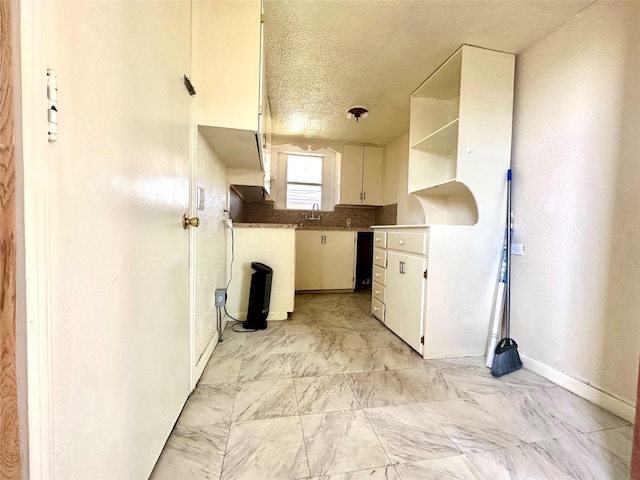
[322,231,356,289]
[40,2,192,478]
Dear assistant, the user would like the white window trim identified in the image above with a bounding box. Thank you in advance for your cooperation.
[272,145,339,211]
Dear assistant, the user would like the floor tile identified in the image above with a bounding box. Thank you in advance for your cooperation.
[586,425,633,467]
[358,330,407,349]
[294,375,359,414]
[238,353,292,382]
[319,332,368,351]
[289,351,346,377]
[210,334,246,359]
[301,409,390,476]
[285,322,322,335]
[365,404,460,464]
[394,455,485,480]
[422,391,577,454]
[332,348,387,373]
[376,346,423,370]
[232,378,298,422]
[346,371,418,408]
[393,366,470,403]
[222,416,309,480]
[311,465,399,479]
[150,423,229,480]
[199,356,242,385]
[526,386,630,433]
[428,357,514,395]
[496,366,556,390]
[272,334,328,354]
[469,433,630,479]
[175,383,237,428]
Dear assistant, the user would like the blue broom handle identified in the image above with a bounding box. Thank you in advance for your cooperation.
[506,169,512,339]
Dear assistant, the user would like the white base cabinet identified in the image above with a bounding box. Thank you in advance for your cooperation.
[386,251,426,353]
[372,228,428,354]
[295,230,356,291]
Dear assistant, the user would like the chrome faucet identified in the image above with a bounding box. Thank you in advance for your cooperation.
[303,203,322,221]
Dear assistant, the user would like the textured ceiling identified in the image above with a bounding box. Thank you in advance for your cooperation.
[264,0,593,146]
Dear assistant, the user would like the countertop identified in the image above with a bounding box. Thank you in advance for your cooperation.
[232,222,372,231]
[232,223,297,229]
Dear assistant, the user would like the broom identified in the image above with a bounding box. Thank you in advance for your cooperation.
[491,169,522,377]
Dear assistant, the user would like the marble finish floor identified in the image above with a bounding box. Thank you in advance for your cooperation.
[150,292,632,480]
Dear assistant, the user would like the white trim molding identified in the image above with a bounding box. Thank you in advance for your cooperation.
[194,331,218,383]
[520,353,635,423]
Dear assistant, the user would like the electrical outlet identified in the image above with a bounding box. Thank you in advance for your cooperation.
[511,243,524,256]
[215,288,226,307]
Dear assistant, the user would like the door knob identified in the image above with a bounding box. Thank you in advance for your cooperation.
[182,214,200,229]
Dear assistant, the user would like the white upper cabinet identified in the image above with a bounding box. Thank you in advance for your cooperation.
[408,45,514,225]
[195,0,270,172]
[338,145,383,206]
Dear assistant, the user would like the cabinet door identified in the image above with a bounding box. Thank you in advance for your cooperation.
[322,231,355,290]
[399,254,427,353]
[362,146,383,205]
[295,231,323,290]
[385,252,405,337]
[386,251,426,353]
[340,145,364,205]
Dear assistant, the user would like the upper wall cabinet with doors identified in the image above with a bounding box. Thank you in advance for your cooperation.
[195,0,271,180]
[408,45,514,225]
[337,145,383,206]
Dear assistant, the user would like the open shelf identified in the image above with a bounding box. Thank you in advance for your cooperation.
[411,118,459,151]
[413,48,462,100]
[411,180,479,225]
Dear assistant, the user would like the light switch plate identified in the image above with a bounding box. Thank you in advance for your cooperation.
[511,243,524,256]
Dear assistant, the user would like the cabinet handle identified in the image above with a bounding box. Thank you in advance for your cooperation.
[399,239,405,246]
[375,290,380,295]
[374,306,379,312]
[376,255,380,260]
[363,192,366,200]
[375,272,380,277]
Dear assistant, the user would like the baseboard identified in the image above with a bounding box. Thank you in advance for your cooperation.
[194,331,218,384]
[229,311,289,321]
[520,353,635,423]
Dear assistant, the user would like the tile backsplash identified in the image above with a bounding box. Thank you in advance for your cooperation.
[230,190,397,228]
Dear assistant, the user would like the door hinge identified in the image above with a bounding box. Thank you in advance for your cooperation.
[420,336,425,345]
[423,270,428,279]
[183,75,196,96]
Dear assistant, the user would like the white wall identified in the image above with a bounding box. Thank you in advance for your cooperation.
[383,132,425,225]
[194,135,228,366]
[511,1,640,405]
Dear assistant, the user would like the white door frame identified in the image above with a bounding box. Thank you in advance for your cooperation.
[14,1,55,477]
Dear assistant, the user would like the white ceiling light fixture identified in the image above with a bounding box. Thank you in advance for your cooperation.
[346,106,369,122]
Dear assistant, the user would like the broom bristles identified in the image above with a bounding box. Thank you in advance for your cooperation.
[491,337,522,377]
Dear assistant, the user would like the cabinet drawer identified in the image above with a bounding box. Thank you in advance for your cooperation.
[371,297,385,322]
[373,248,387,268]
[388,232,427,255]
[372,283,386,303]
[373,265,386,286]
[373,231,387,249]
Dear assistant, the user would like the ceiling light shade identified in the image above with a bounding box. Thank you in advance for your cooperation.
[346,106,369,122]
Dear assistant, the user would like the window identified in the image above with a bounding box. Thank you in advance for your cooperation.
[272,145,339,211]
[286,154,323,209]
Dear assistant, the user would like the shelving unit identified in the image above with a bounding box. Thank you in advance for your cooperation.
[408,45,514,226]
[373,45,515,360]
